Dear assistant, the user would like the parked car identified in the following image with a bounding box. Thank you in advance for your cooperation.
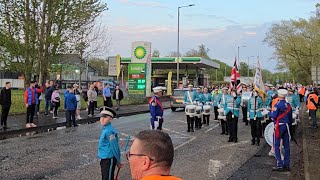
[170,88,195,111]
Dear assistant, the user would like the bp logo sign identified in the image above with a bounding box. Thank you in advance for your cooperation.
[134,46,147,60]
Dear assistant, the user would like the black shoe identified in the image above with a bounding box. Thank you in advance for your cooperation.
[257,140,260,146]
[225,133,229,135]
[220,132,225,135]
[191,129,194,132]
[251,139,255,145]
[228,138,233,142]
[233,139,238,143]
[187,130,190,132]
[74,124,79,127]
[272,166,283,171]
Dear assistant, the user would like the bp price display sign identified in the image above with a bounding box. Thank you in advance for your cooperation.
[128,63,146,95]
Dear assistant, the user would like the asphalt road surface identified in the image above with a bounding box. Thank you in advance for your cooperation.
[0,109,265,180]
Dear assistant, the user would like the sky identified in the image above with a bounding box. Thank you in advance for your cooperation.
[101,0,318,72]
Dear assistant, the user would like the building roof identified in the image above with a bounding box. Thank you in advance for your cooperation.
[120,57,220,69]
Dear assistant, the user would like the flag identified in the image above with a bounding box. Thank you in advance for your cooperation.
[230,57,242,93]
[253,59,267,100]
[116,54,121,80]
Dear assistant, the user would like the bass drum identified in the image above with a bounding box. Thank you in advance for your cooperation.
[202,105,211,115]
[264,123,274,146]
[185,105,196,117]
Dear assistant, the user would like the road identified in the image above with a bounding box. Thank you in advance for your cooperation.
[0,109,265,180]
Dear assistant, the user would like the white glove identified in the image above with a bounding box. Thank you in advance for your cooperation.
[232,92,237,97]
[247,117,250,121]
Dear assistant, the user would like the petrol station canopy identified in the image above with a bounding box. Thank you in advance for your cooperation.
[121,57,220,70]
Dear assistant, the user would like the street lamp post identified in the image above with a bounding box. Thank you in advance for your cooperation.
[237,45,246,67]
[177,4,195,87]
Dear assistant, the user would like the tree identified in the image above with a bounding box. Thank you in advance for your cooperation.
[264,14,320,84]
[152,49,160,57]
[0,0,107,85]
[185,44,210,59]
[89,57,108,77]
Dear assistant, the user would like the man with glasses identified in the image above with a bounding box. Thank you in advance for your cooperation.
[98,106,122,180]
[126,130,182,180]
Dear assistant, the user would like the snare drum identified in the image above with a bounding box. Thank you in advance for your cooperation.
[185,105,196,117]
[218,108,226,120]
[202,105,211,115]
[196,106,202,118]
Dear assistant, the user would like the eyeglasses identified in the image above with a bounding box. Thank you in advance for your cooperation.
[125,152,154,161]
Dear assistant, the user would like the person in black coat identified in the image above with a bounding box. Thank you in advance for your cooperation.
[112,85,124,111]
[0,82,12,129]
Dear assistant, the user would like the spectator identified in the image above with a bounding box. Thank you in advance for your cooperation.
[87,84,97,117]
[127,130,182,180]
[64,86,78,127]
[94,84,99,110]
[98,106,122,180]
[51,87,60,119]
[0,82,12,130]
[82,86,89,111]
[103,83,112,108]
[24,81,38,128]
[44,81,55,116]
[73,84,82,119]
[35,82,44,116]
[112,85,124,111]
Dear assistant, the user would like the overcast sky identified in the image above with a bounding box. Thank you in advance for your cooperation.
[101,0,318,72]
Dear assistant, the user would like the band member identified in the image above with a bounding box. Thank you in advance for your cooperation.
[248,90,263,146]
[212,88,220,121]
[98,106,122,180]
[224,89,241,143]
[201,87,213,126]
[219,87,229,135]
[241,86,249,126]
[286,88,300,110]
[194,87,203,129]
[269,89,293,172]
[184,85,196,132]
[149,87,164,130]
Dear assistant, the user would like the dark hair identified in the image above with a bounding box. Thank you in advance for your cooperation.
[5,82,10,85]
[67,85,72,89]
[135,130,174,168]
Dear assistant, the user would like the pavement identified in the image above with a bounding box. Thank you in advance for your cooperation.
[301,103,320,180]
[0,101,170,139]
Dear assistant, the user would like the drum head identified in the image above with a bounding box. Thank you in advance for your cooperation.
[203,105,211,110]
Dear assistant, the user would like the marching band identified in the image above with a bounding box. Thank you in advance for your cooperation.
[148,82,311,172]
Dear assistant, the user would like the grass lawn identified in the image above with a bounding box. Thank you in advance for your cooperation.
[9,90,148,114]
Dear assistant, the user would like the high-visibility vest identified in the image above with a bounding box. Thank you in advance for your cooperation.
[299,87,306,96]
[307,94,319,110]
[271,97,279,111]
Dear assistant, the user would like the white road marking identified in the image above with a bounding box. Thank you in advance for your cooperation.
[176,120,187,124]
[205,124,220,133]
[208,160,224,178]
[162,128,197,150]
[174,137,197,150]
[163,128,193,138]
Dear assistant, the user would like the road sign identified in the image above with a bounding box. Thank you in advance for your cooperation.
[128,63,146,95]
[131,41,151,63]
